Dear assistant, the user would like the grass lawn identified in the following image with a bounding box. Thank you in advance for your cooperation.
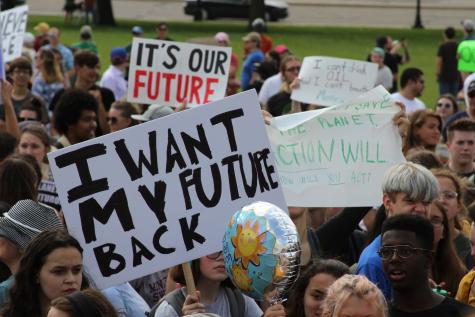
[27,15,462,108]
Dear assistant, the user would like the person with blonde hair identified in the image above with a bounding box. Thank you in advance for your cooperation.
[32,48,65,108]
[402,109,442,155]
[321,274,388,317]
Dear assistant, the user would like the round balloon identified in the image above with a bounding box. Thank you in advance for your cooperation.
[222,201,301,302]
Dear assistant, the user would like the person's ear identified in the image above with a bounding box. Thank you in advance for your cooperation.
[382,193,391,216]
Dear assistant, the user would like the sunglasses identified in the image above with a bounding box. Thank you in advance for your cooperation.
[286,66,301,73]
[107,117,118,124]
[436,103,452,109]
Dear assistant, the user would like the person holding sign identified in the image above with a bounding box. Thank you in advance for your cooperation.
[402,109,442,155]
[152,252,262,316]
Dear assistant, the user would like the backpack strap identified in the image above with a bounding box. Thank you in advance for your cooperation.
[223,286,245,317]
[149,288,186,317]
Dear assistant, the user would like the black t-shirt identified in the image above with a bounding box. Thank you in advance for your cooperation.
[437,41,459,83]
[384,53,403,74]
[390,297,475,317]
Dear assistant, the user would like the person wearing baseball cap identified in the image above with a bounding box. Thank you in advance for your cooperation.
[241,32,264,91]
[156,22,173,41]
[33,22,50,51]
[370,47,393,90]
[72,25,98,54]
[99,47,128,100]
[131,104,175,122]
[462,19,475,40]
[0,200,63,308]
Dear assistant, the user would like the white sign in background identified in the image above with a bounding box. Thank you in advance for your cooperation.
[0,5,28,63]
[269,86,406,207]
[48,90,287,289]
[291,56,378,107]
[127,38,231,108]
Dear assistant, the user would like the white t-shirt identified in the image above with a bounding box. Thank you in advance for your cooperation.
[391,92,425,113]
[375,65,393,90]
[155,288,262,317]
[258,73,283,105]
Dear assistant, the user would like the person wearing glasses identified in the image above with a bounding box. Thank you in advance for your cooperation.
[432,169,473,269]
[266,56,302,117]
[356,162,439,300]
[151,252,262,316]
[390,68,426,114]
[435,94,458,126]
[429,200,467,297]
[380,214,474,316]
[107,101,138,133]
[258,55,300,110]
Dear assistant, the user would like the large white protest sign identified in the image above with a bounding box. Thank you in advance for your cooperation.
[268,86,405,207]
[0,5,28,62]
[291,56,378,106]
[48,90,287,289]
[127,38,231,108]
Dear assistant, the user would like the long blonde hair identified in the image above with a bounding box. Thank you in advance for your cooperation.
[38,48,63,83]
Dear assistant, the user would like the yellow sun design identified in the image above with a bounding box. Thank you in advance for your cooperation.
[231,264,252,292]
[231,220,267,268]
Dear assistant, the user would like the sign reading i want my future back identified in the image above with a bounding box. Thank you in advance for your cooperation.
[127,38,231,108]
[291,56,378,106]
[48,90,287,289]
[268,86,405,207]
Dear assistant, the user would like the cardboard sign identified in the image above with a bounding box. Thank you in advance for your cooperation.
[268,86,405,207]
[127,38,231,108]
[48,90,287,289]
[0,5,28,62]
[291,56,378,106]
[458,40,475,72]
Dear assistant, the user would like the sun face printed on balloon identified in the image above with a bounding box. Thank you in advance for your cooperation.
[231,264,253,292]
[231,218,267,269]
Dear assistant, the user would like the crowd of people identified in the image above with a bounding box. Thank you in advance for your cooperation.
[1,12,475,317]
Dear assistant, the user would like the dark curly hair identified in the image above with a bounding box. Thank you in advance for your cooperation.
[53,88,98,134]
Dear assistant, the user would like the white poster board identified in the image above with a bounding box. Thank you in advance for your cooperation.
[48,90,287,289]
[0,5,28,62]
[268,86,405,207]
[291,56,378,106]
[127,38,231,108]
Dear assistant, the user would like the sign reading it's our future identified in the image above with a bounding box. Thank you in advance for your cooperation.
[291,56,378,106]
[0,5,28,62]
[268,86,405,207]
[48,90,287,289]
[127,38,231,108]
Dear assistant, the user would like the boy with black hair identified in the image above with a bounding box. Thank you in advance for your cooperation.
[381,214,474,316]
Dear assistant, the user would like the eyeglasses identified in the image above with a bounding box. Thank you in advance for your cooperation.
[438,191,458,200]
[286,66,301,73]
[206,251,223,260]
[18,117,37,122]
[378,245,433,260]
[436,103,452,109]
[107,117,118,124]
[429,218,443,228]
[13,69,30,76]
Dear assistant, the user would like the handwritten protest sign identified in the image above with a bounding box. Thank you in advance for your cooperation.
[48,90,286,289]
[0,5,28,62]
[127,38,231,108]
[458,40,475,72]
[268,86,405,207]
[291,56,378,106]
